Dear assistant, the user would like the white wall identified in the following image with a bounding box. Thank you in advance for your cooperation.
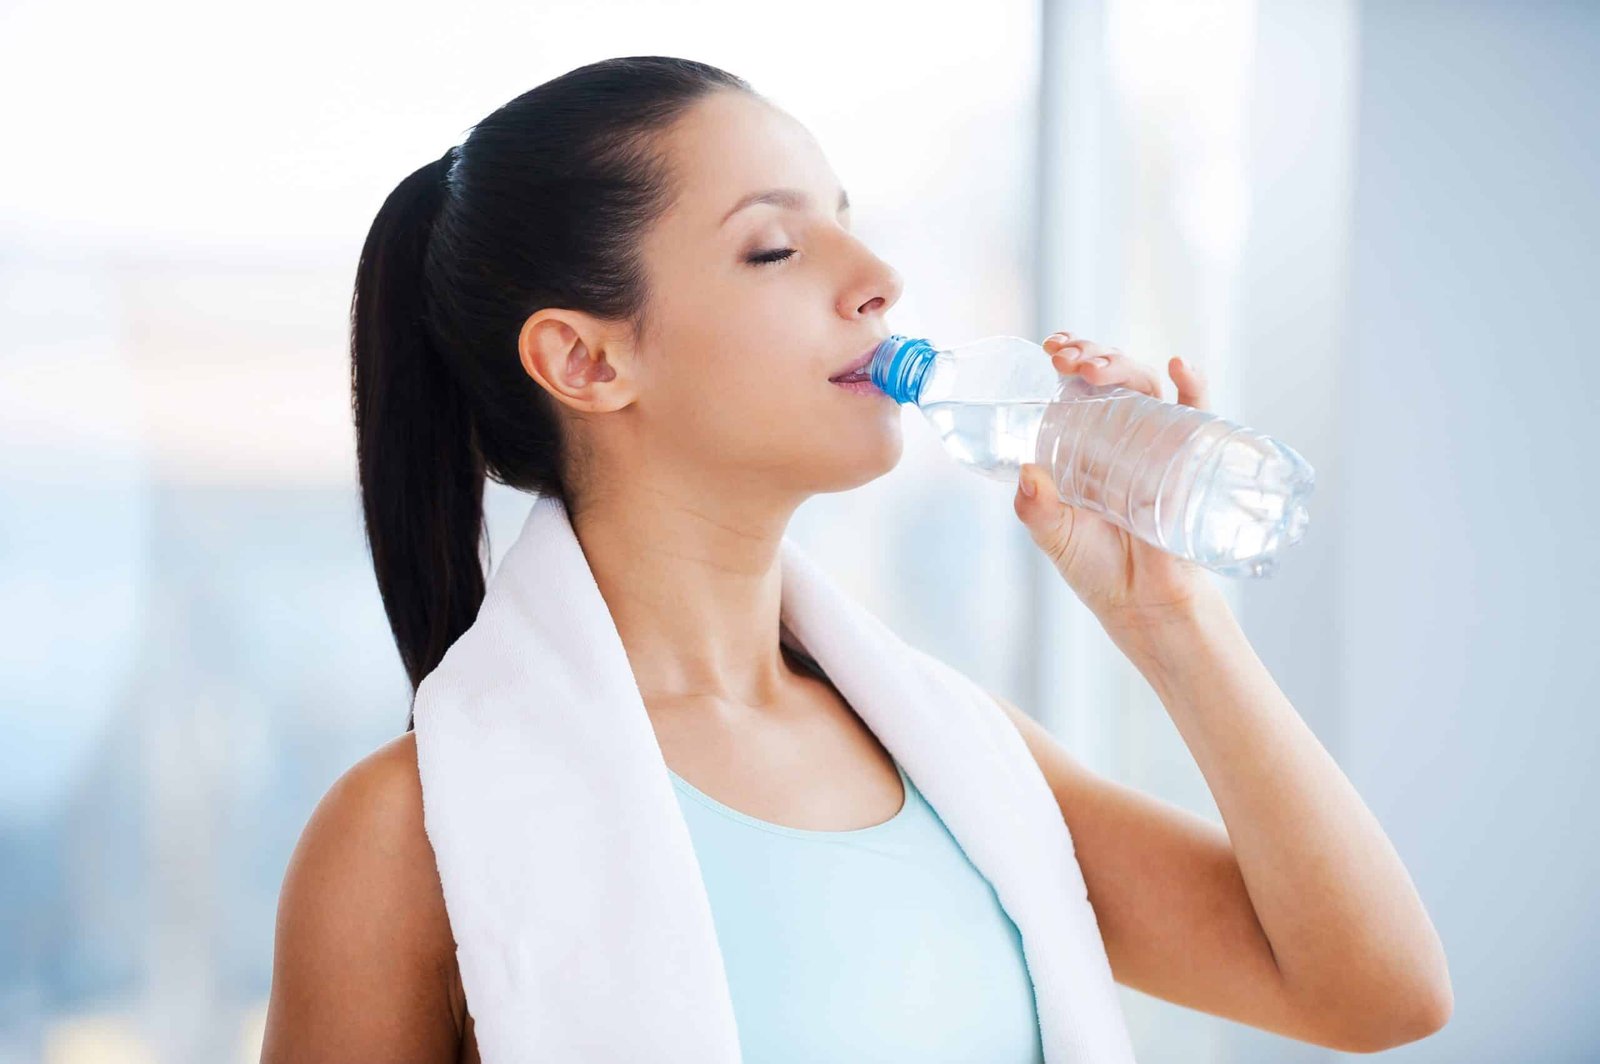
[1340,1,1599,1058]
[1232,1,1600,1060]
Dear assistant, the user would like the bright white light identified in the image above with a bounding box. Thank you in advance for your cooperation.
[1105,0,1258,266]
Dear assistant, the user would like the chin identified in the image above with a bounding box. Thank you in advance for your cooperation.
[819,419,904,492]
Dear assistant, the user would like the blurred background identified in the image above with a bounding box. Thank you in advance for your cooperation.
[2,0,1596,1060]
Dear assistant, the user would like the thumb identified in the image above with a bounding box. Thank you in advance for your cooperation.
[1015,463,1080,572]
[1014,462,1067,540]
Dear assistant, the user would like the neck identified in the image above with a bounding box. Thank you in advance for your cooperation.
[566,484,804,711]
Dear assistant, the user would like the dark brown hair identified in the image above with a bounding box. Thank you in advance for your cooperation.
[348,56,753,728]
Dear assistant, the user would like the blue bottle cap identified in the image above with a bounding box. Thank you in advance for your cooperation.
[869,334,937,404]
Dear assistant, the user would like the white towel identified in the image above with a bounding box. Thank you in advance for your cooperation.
[413,492,1138,1063]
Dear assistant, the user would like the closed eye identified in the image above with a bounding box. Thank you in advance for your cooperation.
[746,247,796,267]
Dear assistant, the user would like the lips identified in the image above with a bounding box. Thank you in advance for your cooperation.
[829,340,886,383]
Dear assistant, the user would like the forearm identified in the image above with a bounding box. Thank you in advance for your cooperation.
[1103,588,1452,1037]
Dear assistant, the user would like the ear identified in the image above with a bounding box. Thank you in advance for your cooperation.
[517,309,637,413]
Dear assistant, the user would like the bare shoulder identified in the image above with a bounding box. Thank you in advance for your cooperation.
[261,731,468,1064]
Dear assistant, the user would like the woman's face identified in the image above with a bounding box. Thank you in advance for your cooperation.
[554,89,907,509]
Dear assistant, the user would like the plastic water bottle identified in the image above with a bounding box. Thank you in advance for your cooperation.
[867,334,1315,578]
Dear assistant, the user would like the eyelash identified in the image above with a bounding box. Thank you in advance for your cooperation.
[746,247,797,267]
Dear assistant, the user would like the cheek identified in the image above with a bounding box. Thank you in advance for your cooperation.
[777,380,907,483]
[640,319,904,481]
[670,368,904,478]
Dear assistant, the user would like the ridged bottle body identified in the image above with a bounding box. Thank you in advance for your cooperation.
[868,334,1315,578]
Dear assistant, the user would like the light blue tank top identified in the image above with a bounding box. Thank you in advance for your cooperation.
[667,647,1046,1062]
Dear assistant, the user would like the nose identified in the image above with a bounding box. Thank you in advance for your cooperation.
[839,247,904,320]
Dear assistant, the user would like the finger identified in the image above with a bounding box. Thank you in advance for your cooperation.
[1169,356,1209,410]
[1054,337,1106,360]
[1041,331,1076,353]
[1054,348,1165,400]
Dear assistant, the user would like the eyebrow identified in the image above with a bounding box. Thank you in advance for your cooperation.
[720,186,851,226]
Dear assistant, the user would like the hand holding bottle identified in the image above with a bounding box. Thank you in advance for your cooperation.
[1013,332,1221,629]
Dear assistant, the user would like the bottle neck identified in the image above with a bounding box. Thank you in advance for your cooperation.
[870,335,938,404]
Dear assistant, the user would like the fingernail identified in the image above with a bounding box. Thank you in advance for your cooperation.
[1090,355,1111,366]
[1020,473,1037,498]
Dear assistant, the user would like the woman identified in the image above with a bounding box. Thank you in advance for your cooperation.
[261,56,1451,1062]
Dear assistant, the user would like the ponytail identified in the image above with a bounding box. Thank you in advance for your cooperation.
[348,57,756,731]
[351,145,487,729]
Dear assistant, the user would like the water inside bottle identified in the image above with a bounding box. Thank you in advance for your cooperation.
[1034,391,1316,578]
[921,400,1054,482]
[923,392,1315,578]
